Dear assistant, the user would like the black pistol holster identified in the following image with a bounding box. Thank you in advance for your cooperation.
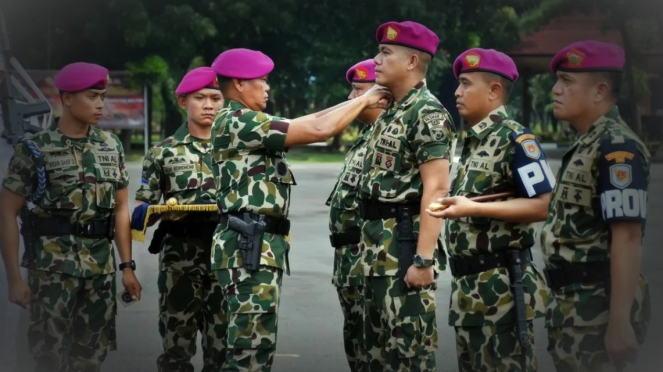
[397,205,418,291]
[223,213,268,271]
[506,249,531,362]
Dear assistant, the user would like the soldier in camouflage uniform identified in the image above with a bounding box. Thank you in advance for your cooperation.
[0,62,142,372]
[209,48,390,372]
[132,67,225,372]
[326,59,383,372]
[542,41,650,372]
[359,21,456,371]
[427,48,555,372]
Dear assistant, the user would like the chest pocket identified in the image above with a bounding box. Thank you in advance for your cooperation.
[458,158,502,196]
[372,125,406,173]
[555,147,596,208]
[92,143,122,210]
[163,154,200,194]
[41,146,82,210]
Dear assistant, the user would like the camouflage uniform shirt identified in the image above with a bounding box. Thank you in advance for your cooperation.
[135,123,217,274]
[541,106,650,328]
[210,99,293,272]
[359,80,456,277]
[445,107,554,327]
[3,123,129,277]
[327,125,374,287]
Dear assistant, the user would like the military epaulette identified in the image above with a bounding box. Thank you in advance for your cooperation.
[500,119,524,134]
[604,121,625,144]
[155,136,174,148]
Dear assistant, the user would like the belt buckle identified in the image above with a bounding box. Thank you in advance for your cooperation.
[76,223,94,237]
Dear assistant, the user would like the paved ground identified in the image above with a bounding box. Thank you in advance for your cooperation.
[1,158,662,372]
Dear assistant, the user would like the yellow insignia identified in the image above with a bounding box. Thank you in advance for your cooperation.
[106,74,111,85]
[566,49,585,68]
[605,151,634,163]
[386,25,399,41]
[515,133,536,143]
[355,67,368,80]
[465,52,481,68]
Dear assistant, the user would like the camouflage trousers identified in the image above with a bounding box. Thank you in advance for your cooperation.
[215,266,283,372]
[363,275,437,372]
[27,269,116,372]
[336,285,367,372]
[455,321,537,372]
[547,323,647,372]
[157,270,227,372]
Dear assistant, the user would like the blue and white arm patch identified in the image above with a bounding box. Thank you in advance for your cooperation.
[509,129,556,198]
[599,139,647,222]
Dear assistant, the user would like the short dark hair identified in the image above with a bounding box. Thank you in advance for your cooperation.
[480,72,514,103]
[218,76,235,94]
[592,71,623,100]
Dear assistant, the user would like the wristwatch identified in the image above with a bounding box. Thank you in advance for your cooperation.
[413,254,435,268]
[118,260,136,271]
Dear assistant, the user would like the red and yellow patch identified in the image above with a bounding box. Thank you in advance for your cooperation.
[386,25,399,41]
[465,52,481,68]
[212,77,219,87]
[566,49,585,68]
[605,151,634,163]
[355,66,368,80]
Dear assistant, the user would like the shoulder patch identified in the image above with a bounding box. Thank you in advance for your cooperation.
[609,164,632,189]
[605,151,634,163]
[422,112,446,126]
[514,133,536,143]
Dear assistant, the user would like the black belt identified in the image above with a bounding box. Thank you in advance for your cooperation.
[544,261,610,290]
[219,212,290,235]
[35,218,113,239]
[359,201,421,221]
[329,228,361,248]
[449,249,532,277]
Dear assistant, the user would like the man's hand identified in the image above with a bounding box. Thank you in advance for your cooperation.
[605,319,639,362]
[404,265,434,288]
[364,85,392,109]
[426,196,478,219]
[122,270,142,301]
[9,278,31,309]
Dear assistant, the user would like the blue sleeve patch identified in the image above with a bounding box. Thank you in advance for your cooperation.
[599,139,647,222]
[141,178,149,185]
[509,129,556,198]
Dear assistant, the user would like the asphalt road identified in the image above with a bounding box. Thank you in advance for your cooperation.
[1,159,662,372]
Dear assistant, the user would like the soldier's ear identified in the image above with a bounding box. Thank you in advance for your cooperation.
[233,78,244,93]
[407,53,419,71]
[61,91,73,106]
[488,81,502,102]
[177,95,187,110]
[595,81,610,103]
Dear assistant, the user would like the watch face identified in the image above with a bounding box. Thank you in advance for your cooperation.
[414,255,423,266]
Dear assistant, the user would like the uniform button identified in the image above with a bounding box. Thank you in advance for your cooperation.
[479,259,484,265]
[423,151,429,157]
